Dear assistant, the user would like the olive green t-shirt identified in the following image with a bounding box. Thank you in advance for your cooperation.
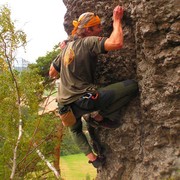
[53,36,107,105]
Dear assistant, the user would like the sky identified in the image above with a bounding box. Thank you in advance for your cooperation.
[1,0,68,65]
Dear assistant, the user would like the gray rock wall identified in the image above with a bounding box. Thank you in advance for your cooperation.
[62,0,180,179]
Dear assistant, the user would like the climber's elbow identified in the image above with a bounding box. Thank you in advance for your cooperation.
[49,64,59,79]
[104,38,123,51]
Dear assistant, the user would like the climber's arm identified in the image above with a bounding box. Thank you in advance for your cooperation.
[49,64,59,79]
[49,54,61,79]
[104,5,124,51]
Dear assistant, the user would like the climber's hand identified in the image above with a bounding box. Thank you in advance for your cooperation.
[113,5,124,21]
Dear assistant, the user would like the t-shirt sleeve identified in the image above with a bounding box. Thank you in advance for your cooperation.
[99,37,108,53]
[84,36,108,56]
[52,54,61,72]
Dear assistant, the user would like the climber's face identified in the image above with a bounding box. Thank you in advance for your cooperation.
[85,24,102,36]
[91,24,102,36]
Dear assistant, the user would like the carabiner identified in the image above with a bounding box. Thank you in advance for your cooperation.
[82,93,92,99]
[91,93,99,100]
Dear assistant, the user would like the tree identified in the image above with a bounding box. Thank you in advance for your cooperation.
[28,47,60,89]
[0,5,27,179]
[0,5,61,179]
[0,5,26,68]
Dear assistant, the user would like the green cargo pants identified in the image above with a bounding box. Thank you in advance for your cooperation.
[70,79,138,155]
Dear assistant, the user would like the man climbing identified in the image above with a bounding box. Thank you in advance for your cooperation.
[49,5,138,168]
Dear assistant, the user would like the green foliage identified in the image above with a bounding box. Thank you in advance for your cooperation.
[0,5,27,177]
[0,66,61,179]
[0,87,63,178]
[15,114,61,178]
[19,69,44,112]
[61,128,81,156]
[0,4,70,180]
[0,69,44,178]
[28,48,60,89]
[0,4,26,67]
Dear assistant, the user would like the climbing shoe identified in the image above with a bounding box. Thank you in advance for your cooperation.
[87,117,120,129]
[89,156,106,168]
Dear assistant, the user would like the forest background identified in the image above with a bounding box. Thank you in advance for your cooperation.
[0,5,83,179]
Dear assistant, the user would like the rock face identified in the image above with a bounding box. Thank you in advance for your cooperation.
[62,0,180,179]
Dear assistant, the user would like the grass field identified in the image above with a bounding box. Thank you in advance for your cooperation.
[60,153,97,180]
